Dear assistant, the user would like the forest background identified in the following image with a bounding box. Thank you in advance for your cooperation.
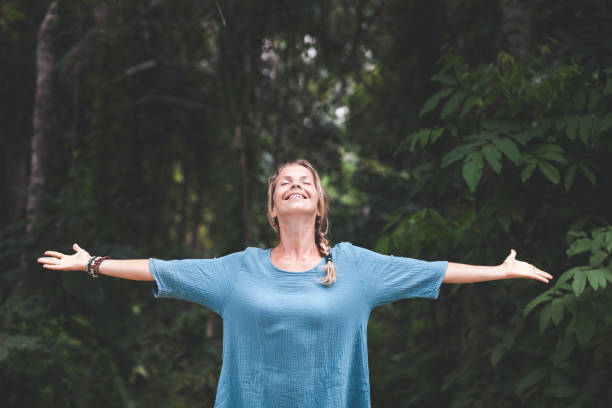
[2,0,612,407]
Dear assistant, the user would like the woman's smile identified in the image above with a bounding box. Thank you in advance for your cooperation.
[286,193,307,200]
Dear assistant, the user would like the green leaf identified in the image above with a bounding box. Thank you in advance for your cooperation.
[536,144,567,164]
[567,238,592,256]
[592,229,606,251]
[492,137,521,165]
[564,163,578,191]
[556,267,578,285]
[597,114,612,134]
[396,128,439,155]
[562,293,577,315]
[441,142,480,168]
[459,95,478,118]
[579,115,593,144]
[417,128,431,148]
[521,163,536,182]
[538,161,560,184]
[588,268,609,288]
[440,90,467,120]
[579,164,596,185]
[482,145,502,174]
[524,293,551,316]
[430,72,456,86]
[516,367,547,392]
[572,271,586,296]
[490,343,507,367]
[552,334,575,363]
[551,298,565,326]
[540,303,552,333]
[585,269,602,290]
[606,231,612,253]
[574,306,595,345]
[462,151,484,192]
[481,119,520,133]
[589,251,608,267]
[419,88,453,117]
[565,116,579,140]
[430,127,444,144]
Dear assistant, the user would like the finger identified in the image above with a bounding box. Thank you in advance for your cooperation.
[73,243,82,252]
[535,269,553,279]
[529,273,549,283]
[37,257,60,264]
[538,269,553,280]
[42,264,63,270]
[44,250,64,258]
[506,249,516,261]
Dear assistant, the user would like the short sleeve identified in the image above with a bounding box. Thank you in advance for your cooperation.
[149,251,243,315]
[350,244,447,309]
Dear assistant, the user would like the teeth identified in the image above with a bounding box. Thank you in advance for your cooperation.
[289,194,304,199]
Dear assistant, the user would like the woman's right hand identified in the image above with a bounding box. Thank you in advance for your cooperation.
[37,243,91,271]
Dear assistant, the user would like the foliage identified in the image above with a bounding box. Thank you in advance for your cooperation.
[377,42,612,406]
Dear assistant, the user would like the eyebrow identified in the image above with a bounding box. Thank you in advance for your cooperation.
[279,175,312,180]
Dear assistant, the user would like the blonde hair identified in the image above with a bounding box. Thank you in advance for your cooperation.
[266,159,336,286]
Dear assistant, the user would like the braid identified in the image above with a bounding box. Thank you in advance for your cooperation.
[315,217,336,286]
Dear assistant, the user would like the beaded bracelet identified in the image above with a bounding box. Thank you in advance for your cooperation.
[86,256,96,276]
[87,256,110,278]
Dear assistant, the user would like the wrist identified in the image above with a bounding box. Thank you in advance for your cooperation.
[498,263,510,279]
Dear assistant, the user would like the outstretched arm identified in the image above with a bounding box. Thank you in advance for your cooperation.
[442,249,552,284]
[37,243,154,281]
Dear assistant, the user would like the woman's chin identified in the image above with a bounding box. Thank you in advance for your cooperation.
[278,205,317,217]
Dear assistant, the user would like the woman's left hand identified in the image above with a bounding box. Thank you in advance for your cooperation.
[501,249,553,283]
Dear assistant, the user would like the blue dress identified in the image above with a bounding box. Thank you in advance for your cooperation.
[149,242,448,407]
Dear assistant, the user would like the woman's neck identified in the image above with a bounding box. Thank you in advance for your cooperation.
[274,219,319,259]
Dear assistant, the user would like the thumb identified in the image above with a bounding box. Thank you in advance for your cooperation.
[509,248,516,259]
[73,243,81,252]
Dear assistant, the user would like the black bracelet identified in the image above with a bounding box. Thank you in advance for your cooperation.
[86,256,96,277]
[90,256,110,278]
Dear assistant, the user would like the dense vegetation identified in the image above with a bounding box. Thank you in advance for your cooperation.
[2,0,611,406]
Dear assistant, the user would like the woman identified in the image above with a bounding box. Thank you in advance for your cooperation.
[37,159,552,408]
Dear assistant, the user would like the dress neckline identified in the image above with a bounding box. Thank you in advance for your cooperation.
[266,248,325,274]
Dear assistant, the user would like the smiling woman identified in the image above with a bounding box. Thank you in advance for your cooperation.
[266,160,336,280]
[37,158,552,408]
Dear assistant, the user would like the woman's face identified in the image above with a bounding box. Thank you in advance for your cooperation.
[272,164,320,220]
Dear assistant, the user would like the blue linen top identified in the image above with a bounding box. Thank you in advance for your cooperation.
[149,242,447,408]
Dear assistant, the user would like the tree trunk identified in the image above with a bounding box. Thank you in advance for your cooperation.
[26,0,60,235]
[499,0,532,62]
[1,128,29,227]
[234,124,253,245]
